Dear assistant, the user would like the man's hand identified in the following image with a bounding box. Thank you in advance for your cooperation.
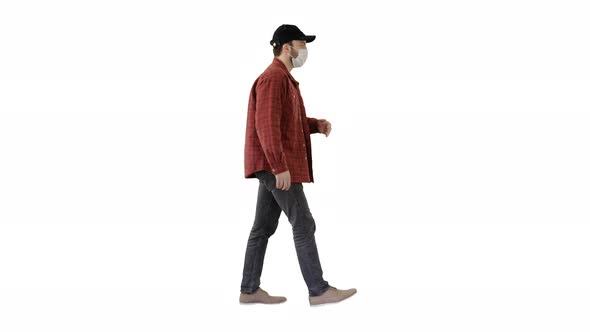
[275,170,291,191]
[318,119,332,137]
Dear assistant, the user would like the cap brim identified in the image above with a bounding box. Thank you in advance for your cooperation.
[304,35,316,43]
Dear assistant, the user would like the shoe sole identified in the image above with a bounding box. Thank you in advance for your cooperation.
[309,290,357,306]
[239,302,286,305]
[239,299,287,305]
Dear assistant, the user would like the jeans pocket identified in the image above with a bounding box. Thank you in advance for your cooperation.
[255,170,271,180]
[256,170,276,192]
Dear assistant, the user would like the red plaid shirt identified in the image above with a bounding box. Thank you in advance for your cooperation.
[244,57,321,183]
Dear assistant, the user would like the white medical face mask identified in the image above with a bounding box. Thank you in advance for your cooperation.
[289,46,308,68]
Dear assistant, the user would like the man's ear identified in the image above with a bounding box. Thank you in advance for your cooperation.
[282,43,289,55]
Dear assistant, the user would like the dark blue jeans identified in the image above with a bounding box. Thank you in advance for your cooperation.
[240,170,330,296]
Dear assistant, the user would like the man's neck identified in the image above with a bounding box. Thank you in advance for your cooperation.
[277,55,294,72]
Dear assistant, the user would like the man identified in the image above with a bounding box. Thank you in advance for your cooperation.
[240,24,357,306]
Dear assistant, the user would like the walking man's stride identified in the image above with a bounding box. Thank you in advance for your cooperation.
[241,24,357,306]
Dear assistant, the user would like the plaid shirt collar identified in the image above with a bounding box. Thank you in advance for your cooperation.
[271,57,299,86]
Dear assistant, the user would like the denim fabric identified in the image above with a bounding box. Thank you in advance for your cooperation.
[240,170,330,296]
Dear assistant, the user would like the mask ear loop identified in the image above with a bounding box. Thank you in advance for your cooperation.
[288,44,297,59]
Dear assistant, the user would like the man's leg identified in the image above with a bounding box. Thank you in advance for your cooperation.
[240,173,282,294]
[256,171,330,296]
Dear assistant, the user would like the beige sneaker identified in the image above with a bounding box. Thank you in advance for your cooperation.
[309,286,357,306]
[239,288,287,304]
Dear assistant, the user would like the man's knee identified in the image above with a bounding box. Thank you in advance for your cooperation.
[266,223,279,237]
[252,221,279,238]
[292,214,316,236]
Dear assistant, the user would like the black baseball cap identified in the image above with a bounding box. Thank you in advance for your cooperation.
[270,24,316,48]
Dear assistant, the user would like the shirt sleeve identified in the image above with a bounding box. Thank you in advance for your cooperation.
[307,117,320,134]
[255,75,289,174]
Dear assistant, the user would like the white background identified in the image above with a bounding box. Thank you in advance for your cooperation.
[1,0,589,331]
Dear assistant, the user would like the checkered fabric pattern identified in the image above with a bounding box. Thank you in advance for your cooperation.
[244,58,321,183]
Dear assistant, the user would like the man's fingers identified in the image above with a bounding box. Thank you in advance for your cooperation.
[323,122,331,137]
[276,176,286,190]
[279,176,290,190]
[274,172,291,191]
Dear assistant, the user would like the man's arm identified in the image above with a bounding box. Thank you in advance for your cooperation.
[255,76,289,174]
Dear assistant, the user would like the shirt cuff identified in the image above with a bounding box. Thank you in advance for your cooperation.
[307,117,320,134]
